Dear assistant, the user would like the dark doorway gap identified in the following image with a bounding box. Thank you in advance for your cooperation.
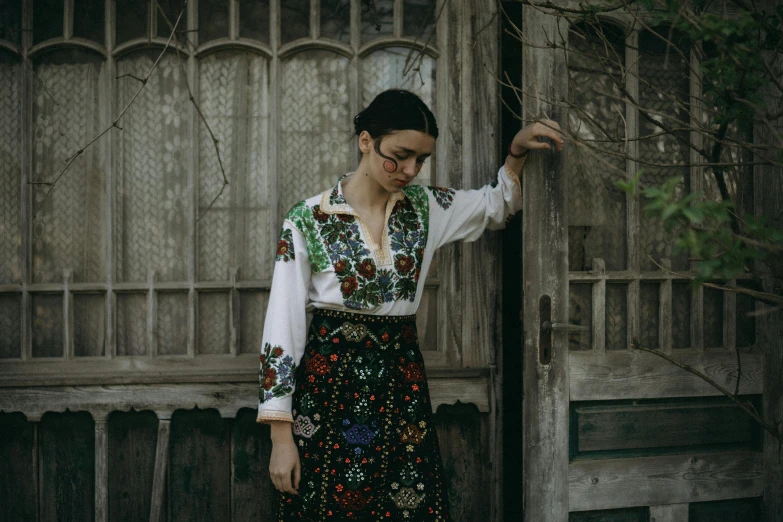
[500,2,524,522]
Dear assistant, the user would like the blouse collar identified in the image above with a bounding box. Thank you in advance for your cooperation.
[320,172,407,216]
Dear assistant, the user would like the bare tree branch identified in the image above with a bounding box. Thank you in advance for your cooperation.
[631,337,782,444]
[31,3,188,219]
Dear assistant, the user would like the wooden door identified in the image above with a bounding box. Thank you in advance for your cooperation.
[520,4,764,522]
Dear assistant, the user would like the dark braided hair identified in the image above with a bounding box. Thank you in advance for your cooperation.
[352,89,438,171]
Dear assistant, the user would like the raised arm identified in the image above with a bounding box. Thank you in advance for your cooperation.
[427,118,565,249]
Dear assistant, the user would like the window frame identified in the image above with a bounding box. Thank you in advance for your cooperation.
[563,11,758,357]
[1,0,456,385]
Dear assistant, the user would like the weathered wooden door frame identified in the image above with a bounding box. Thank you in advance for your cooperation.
[520,5,571,522]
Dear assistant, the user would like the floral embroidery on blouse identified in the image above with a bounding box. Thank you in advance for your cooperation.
[341,196,424,308]
[276,228,295,262]
[285,201,331,272]
[259,342,296,401]
[427,186,455,210]
[287,189,429,310]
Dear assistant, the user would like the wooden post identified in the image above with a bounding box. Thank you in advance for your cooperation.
[757,17,783,520]
[521,4,569,521]
[149,417,171,522]
[94,416,108,522]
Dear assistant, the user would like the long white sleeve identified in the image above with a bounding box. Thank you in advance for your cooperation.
[427,163,523,250]
[256,219,311,424]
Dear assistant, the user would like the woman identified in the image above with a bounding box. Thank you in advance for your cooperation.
[257,89,564,521]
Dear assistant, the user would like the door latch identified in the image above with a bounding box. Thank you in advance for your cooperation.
[540,321,589,332]
[538,295,588,365]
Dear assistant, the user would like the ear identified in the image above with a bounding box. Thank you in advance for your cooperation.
[358,131,372,154]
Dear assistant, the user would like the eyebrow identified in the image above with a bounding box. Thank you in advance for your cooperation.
[396,147,432,157]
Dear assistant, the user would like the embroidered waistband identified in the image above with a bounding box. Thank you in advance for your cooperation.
[312,307,417,324]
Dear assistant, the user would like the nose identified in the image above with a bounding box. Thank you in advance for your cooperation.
[402,161,419,178]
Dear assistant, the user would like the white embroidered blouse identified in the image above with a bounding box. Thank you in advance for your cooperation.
[257,162,525,424]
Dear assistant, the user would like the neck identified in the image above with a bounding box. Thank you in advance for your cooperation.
[341,168,390,213]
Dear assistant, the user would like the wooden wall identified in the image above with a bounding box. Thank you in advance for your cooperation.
[0,402,490,522]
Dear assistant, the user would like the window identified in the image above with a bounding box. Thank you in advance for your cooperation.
[565,18,755,353]
[0,0,442,381]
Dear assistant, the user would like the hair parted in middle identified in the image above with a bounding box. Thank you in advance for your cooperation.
[352,89,438,171]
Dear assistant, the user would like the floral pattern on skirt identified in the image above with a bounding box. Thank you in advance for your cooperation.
[278,308,451,521]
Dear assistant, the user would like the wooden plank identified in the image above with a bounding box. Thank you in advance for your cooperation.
[521,5,569,521]
[231,408,277,521]
[435,0,463,367]
[625,30,640,351]
[39,411,96,522]
[724,278,737,351]
[569,450,763,511]
[65,269,74,360]
[0,413,37,521]
[168,409,230,522]
[688,24,704,355]
[756,8,783,521]
[649,503,688,522]
[433,402,489,522]
[573,400,757,455]
[147,270,157,357]
[591,259,606,354]
[95,418,108,522]
[107,410,159,522]
[21,0,32,364]
[0,353,474,386]
[570,350,762,400]
[0,373,491,419]
[461,0,502,370]
[149,419,170,522]
[457,1,505,515]
[659,258,672,354]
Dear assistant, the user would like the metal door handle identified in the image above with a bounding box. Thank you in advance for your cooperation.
[541,320,589,332]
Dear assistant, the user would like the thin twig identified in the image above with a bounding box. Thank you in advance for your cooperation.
[155,1,230,223]
[32,4,187,219]
[631,337,781,444]
[646,255,783,306]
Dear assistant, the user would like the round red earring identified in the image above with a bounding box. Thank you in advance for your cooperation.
[383,160,396,173]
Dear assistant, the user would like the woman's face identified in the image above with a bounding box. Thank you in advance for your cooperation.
[359,129,435,192]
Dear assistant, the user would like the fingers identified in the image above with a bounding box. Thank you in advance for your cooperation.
[535,119,565,150]
[270,465,299,495]
[293,459,301,490]
[527,141,553,150]
[280,471,298,495]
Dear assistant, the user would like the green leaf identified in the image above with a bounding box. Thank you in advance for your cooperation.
[661,204,679,220]
[682,207,704,224]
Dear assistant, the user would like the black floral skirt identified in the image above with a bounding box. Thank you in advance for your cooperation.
[278,308,451,521]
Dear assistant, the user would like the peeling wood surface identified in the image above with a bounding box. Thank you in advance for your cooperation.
[168,409,231,522]
[0,375,492,420]
[756,9,783,519]
[106,411,159,522]
[434,403,491,522]
[38,412,95,522]
[0,358,480,386]
[94,419,108,522]
[149,420,170,522]
[0,413,37,521]
[521,5,570,521]
[569,451,763,511]
[569,350,762,400]
[0,404,489,521]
